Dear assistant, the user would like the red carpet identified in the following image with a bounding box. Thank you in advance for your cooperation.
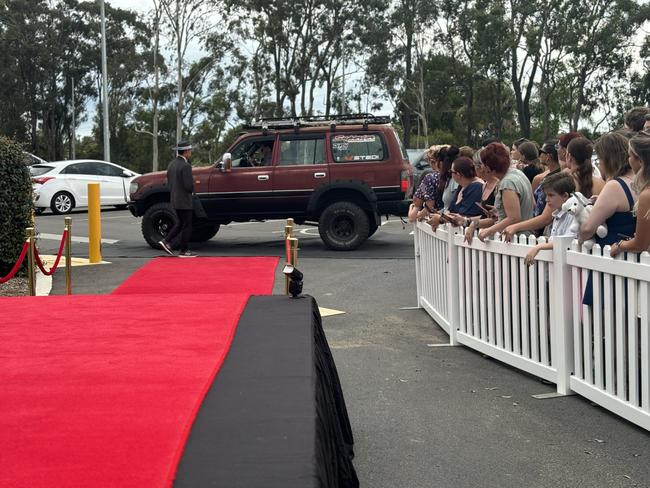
[0,257,279,488]
[113,256,279,295]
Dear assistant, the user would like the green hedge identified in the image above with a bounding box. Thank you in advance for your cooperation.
[0,137,33,275]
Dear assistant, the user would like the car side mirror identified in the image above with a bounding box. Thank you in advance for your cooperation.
[121,170,131,178]
[219,153,232,172]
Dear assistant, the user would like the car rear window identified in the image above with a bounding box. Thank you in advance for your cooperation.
[331,134,386,163]
[30,165,55,177]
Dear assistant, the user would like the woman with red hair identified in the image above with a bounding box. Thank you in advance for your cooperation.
[465,143,534,243]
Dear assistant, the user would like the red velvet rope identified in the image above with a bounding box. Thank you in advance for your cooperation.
[34,229,68,276]
[0,241,30,284]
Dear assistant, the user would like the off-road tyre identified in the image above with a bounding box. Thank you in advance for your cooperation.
[190,223,220,242]
[50,191,75,214]
[142,202,177,249]
[318,201,370,251]
[368,222,379,238]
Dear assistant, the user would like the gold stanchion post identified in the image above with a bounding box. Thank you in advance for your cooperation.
[65,217,72,295]
[284,218,294,295]
[26,227,35,296]
[288,237,299,268]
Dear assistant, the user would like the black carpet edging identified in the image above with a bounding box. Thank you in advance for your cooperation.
[174,295,358,488]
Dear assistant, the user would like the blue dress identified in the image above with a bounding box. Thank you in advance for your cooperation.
[448,181,483,216]
[583,178,636,306]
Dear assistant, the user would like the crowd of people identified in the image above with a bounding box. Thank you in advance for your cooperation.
[408,106,650,265]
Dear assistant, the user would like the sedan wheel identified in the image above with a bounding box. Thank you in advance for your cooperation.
[51,192,75,214]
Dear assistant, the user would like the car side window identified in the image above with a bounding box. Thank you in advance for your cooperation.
[230,138,275,168]
[331,133,386,163]
[61,163,87,175]
[99,163,124,177]
[278,138,325,166]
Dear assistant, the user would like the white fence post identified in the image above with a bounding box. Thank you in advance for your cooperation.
[414,223,422,308]
[446,224,459,345]
[550,236,575,395]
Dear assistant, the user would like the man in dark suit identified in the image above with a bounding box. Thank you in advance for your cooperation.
[159,141,196,257]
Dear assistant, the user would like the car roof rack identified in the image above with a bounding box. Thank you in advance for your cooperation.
[244,113,391,132]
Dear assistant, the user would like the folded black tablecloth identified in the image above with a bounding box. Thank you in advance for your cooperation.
[174,295,358,488]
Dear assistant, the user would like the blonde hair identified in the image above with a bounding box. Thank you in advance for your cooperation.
[629,131,650,217]
[459,146,475,158]
[594,132,631,179]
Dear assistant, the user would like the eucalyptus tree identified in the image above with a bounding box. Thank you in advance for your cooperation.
[560,0,644,131]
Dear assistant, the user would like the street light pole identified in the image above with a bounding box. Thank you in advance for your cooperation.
[71,77,76,159]
[100,0,110,161]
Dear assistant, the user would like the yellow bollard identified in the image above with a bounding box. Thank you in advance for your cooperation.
[65,217,72,295]
[88,183,102,263]
[26,227,35,296]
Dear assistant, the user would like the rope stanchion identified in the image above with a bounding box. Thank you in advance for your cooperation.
[65,217,72,295]
[0,241,30,284]
[27,228,35,296]
[33,230,68,276]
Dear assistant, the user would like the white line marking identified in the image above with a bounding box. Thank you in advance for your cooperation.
[39,233,119,245]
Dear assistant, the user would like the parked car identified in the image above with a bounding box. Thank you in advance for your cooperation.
[23,152,48,166]
[129,114,414,251]
[31,160,140,214]
[407,149,432,188]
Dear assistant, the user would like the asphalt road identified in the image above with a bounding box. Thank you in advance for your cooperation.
[35,209,650,488]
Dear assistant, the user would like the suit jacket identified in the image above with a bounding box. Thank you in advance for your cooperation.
[167,155,194,209]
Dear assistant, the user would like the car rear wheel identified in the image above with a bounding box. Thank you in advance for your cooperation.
[141,202,177,249]
[51,192,75,214]
[318,201,370,251]
[190,223,220,242]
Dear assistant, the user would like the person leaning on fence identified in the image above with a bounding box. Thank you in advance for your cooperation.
[566,137,605,199]
[437,145,461,210]
[159,141,197,258]
[578,131,637,249]
[524,173,577,266]
[464,142,534,244]
[426,156,483,231]
[610,131,650,257]
[408,147,444,222]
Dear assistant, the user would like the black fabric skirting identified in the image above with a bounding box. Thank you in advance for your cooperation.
[174,295,358,488]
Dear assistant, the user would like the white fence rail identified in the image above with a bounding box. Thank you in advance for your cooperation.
[414,221,650,431]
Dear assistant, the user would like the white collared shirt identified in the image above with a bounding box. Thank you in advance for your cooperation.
[550,209,577,238]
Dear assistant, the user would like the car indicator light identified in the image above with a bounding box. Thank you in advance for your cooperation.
[32,176,55,185]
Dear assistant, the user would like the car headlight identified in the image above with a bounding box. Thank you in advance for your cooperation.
[129,181,139,197]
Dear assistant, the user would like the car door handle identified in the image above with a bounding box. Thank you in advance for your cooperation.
[314,172,327,178]
[258,175,270,181]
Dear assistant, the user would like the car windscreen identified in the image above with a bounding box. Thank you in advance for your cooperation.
[30,165,55,177]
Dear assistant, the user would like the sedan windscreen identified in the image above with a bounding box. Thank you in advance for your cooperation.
[30,165,55,177]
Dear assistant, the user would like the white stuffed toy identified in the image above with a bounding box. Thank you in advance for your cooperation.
[561,192,607,247]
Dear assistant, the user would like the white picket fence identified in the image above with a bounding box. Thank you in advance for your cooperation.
[414,221,650,431]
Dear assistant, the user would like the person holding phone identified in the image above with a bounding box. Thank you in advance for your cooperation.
[464,143,534,244]
[427,156,483,231]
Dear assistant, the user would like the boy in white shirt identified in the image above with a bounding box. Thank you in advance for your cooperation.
[524,172,577,265]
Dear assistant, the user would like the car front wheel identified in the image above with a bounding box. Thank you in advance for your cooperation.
[318,201,370,251]
[51,192,75,214]
[141,202,177,249]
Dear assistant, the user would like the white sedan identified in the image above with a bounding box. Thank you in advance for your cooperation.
[31,160,140,214]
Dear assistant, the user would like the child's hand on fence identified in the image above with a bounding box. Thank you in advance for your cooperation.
[524,246,540,266]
